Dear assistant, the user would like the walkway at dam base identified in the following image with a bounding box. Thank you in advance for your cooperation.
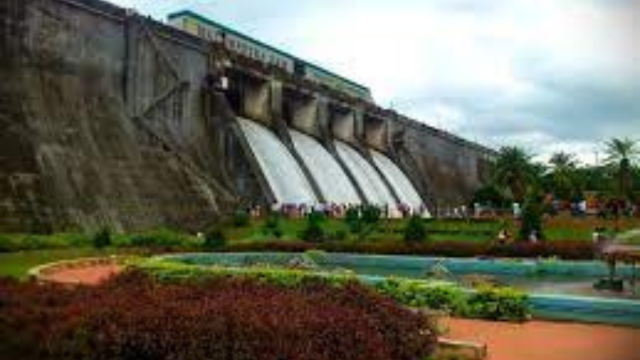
[33,260,640,360]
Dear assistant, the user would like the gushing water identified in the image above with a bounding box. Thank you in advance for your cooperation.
[289,130,362,204]
[237,118,317,205]
[335,141,396,206]
[371,150,426,212]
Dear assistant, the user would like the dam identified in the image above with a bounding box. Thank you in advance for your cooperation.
[0,0,495,232]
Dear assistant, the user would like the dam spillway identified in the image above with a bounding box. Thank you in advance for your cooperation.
[335,141,397,207]
[289,129,362,205]
[237,118,318,205]
[372,150,426,213]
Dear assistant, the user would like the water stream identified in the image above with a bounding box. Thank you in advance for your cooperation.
[237,118,317,204]
[289,130,362,204]
[371,150,426,212]
[335,141,396,206]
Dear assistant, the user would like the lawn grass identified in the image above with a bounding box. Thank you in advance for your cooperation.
[0,248,125,280]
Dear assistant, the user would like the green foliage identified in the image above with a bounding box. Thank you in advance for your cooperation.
[492,146,536,201]
[140,259,357,288]
[345,208,362,234]
[519,189,545,241]
[472,184,510,208]
[466,286,530,322]
[233,210,250,228]
[376,278,467,313]
[333,229,348,241]
[127,229,195,249]
[262,211,283,238]
[92,228,111,249]
[0,234,88,253]
[362,206,382,225]
[299,212,326,243]
[203,226,227,250]
[375,278,530,322]
[343,206,382,240]
[404,216,428,243]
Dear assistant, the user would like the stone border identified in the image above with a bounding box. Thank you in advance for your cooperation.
[29,256,124,285]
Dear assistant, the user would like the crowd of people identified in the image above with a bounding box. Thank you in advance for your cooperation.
[245,202,430,219]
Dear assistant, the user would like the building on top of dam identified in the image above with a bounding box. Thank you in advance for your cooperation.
[167,10,374,102]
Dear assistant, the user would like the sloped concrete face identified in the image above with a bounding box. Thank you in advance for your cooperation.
[390,118,494,211]
[0,0,244,232]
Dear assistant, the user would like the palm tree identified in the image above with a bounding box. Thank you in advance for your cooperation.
[492,146,535,202]
[603,138,639,199]
[548,152,580,200]
[549,152,578,170]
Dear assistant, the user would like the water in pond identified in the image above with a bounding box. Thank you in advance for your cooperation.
[335,141,396,207]
[344,263,640,300]
[289,129,362,204]
[237,118,317,204]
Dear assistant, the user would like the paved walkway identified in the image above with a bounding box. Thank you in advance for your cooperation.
[448,318,640,360]
[46,263,122,285]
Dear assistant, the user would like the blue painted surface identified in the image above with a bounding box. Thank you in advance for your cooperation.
[162,253,640,327]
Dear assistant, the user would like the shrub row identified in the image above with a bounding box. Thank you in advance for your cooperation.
[139,260,531,322]
[0,272,436,360]
[375,279,530,322]
[224,239,595,260]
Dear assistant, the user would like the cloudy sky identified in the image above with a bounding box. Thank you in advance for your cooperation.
[113,0,639,164]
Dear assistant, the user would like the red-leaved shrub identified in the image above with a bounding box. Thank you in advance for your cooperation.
[0,272,436,360]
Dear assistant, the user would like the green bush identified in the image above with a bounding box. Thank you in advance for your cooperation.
[375,278,467,313]
[334,229,348,241]
[0,233,88,252]
[140,259,357,288]
[203,226,227,250]
[233,210,250,228]
[127,229,194,249]
[466,286,530,322]
[262,212,283,238]
[300,212,326,243]
[92,228,112,249]
[519,190,545,241]
[404,216,427,243]
[362,206,382,225]
[345,207,362,234]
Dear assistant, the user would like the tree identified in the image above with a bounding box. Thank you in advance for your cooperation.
[403,216,427,243]
[519,187,545,241]
[492,147,536,202]
[603,138,639,200]
[548,152,581,200]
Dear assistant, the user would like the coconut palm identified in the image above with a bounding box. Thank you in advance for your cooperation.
[549,152,578,170]
[492,146,535,202]
[603,138,639,199]
[548,152,580,200]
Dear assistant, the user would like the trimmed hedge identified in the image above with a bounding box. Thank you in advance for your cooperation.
[224,239,595,260]
[375,279,530,322]
[0,273,436,360]
[139,259,531,323]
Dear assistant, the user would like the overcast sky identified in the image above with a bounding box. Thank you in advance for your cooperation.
[113,0,639,164]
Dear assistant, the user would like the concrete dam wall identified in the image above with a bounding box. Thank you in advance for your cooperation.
[0,0,495,233]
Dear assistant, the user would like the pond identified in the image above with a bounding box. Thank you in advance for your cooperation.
[166,252,639,300]
[161,252,640,326]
